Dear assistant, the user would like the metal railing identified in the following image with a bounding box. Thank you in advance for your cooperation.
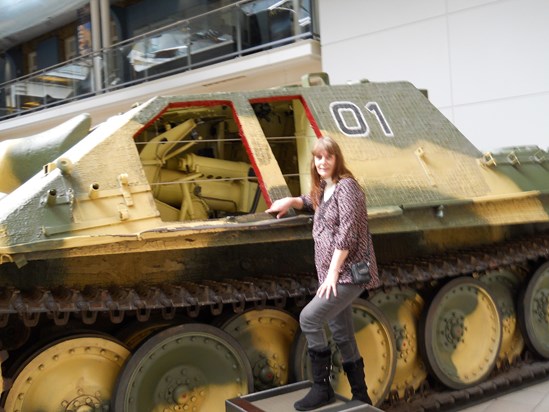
[0,0,316,121]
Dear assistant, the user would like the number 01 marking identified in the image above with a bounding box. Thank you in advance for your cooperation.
[330,101,393,138]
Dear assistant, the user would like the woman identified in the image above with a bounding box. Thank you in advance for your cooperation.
[266,136,380,410]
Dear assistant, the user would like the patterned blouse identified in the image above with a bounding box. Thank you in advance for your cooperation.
[301,178,380,289]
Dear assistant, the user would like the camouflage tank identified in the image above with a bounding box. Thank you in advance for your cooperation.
[0,73,547,412]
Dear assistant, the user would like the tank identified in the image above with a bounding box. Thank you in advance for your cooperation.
[0,73,547,411]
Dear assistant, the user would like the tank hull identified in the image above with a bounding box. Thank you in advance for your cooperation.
[0,75,548,411]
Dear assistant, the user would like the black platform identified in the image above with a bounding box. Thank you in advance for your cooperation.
[226,381,383,411]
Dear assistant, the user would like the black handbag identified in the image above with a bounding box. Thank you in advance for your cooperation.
[351,261,371,284]
[350,231,373,284]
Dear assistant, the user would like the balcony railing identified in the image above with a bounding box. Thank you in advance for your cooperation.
[0,0,316,121]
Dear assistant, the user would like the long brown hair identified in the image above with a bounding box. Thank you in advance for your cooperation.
[310,136,354,209]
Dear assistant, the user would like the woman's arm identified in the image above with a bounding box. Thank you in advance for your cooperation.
[317,248,349,299]
[333,179,365,250]
[265,196,304,219]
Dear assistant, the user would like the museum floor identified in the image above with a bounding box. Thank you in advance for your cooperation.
[458,378,549,412]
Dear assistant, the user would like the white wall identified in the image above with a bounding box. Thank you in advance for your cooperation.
[319,0,549,152]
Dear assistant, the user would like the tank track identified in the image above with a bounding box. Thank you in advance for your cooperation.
[379,232,549,411]
[0,233,548,409]
[383,356,549,412]
[1,234,546,327]
[0,274,321,328]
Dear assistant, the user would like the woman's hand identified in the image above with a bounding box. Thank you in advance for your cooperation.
[318,249,349,299]
[265,197,300,219]
[317,269,339,299]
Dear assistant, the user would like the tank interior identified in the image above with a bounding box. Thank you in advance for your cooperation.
[134,98,309,221]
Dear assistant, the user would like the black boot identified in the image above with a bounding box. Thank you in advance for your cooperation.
[294,348,336,411]
[342,357,372,405]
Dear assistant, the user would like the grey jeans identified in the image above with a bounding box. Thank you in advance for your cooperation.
[299,283,364,363]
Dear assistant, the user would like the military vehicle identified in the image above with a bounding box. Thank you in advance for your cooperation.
[0,73,547,412]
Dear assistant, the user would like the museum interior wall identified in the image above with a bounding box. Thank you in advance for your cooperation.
[319,0,549,151]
